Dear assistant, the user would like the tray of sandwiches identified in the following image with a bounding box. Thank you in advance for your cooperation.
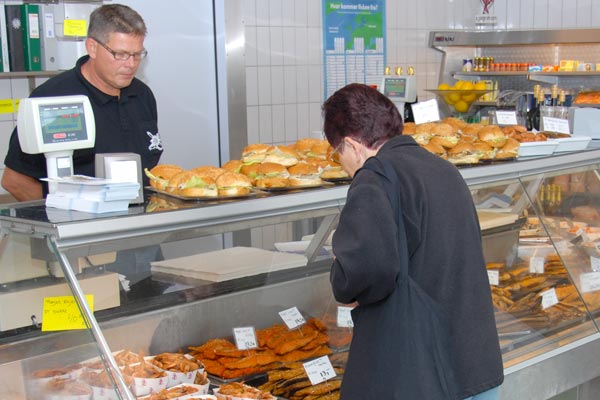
[402,118,566,165]
[144,138,351,203]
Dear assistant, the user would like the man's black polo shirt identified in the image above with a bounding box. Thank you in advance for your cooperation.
[4,55,163,192]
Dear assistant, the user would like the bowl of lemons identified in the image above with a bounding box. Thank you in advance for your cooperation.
[426,80,491,115]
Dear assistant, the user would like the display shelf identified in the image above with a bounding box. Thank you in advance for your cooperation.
[3,149,600,399]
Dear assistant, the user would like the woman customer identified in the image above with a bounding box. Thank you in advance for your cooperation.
[323,83,503,399]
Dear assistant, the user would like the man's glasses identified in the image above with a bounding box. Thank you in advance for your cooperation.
[93,38,147,61]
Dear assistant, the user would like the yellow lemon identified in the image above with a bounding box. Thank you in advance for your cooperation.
[454,100,469,113]
[437,83,451,91]
[448,92,461,103]
[454,80,465,90]
[474,81,487,90]
[461,81,475,91]
[461,92,477,103]
[444,94,456,105]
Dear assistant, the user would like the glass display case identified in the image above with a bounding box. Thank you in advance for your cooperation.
[2,147,600,399]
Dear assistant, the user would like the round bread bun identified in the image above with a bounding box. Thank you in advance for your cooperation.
[307,141,332,159]
[257,162,290,178]
[415,122,436,135]
[145,164,184,190]
[402,122,416,135]
[263,145,300,166]
[448,142,480,165]
[241,143,270,163]
[496,137,520,159]
[169,172,217,197]
[294,138,323,154]
[429,134,459,149]
[222,160,244,173]
[442,117,468,131]
[319,160,349,179]
[254,176,289,188]
[431,122,456,136]
[216,171,253,196]
[287,163,322,187]
[461,123,483,137]
[459,134,477,143]
[513,125,527,133]
[473,141,496,160]
[421,142,447,159]
[478,125,507,148]
[303,157,330,169]
[240,163,260,182]
[190,165,226,180]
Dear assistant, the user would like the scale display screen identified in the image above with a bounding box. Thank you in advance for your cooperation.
[384,77,407,98]
[17,95,95,155]
[40,103,88,144]
[380,76,417,103]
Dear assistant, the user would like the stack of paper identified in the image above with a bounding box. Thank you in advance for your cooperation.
[44,175,140,214]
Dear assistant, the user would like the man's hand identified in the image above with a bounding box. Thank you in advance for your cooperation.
[1,167,43,201]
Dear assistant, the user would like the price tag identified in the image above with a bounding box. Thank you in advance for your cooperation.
[591,256,600,272]
[233,326,258,350]
[540,288,559,309]
[42,295,94,331]
[542,117,570,134]
[0,99,15,114]
[487,270,499,286]
[279,306,306,329]
[495,111,518,125]
[581,272,600,293]
[412,99,441,124]
[336,306,354,328]
[529,256,545,274]
[63,20,87,37]
[303,356,336,385]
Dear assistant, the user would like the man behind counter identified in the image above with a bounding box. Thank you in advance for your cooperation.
[2,3,162,201]
[1,4,165,293]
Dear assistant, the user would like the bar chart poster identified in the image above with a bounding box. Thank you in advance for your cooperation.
[323,1,385,99]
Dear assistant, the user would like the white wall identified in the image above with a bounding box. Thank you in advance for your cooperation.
[242,0,600,145]
[116,0,221,169]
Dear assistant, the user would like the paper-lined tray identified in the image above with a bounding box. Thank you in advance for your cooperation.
[254,181,334,192]
[151,247,307,282]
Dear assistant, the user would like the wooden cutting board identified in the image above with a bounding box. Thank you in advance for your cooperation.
[151,246,307,282]
[477,211,519,230]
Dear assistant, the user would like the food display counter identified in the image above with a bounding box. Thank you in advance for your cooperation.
[2,147,600,399]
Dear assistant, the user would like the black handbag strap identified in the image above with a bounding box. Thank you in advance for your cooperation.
[362,156,409,281]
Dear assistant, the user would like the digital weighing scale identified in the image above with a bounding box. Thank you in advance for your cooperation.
[380,75,417,120]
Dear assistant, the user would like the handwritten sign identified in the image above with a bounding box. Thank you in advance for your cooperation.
[336,306,354,328]
[495,111,518,125]
[0,99,15,114]
[412,99,441,124]
[487,270,499,286]
[233,326,258,350]
[303,356,336,385]
[42,295,94,331]
[279,306,306,330]
[529,256,545,274]
[64,19,87,37]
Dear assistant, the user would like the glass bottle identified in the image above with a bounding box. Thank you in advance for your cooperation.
[532,89,545,131]
[527,85,540,131]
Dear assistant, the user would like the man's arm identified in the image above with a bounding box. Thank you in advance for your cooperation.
[1,167,43,201]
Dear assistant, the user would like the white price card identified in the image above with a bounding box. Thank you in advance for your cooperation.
[303,356,337,385]
[233,326,258,350]
[580,272,600,293]
[337,306,354,328]
[279,306,306,330]
[412,99,441,124]
[487,270,499,286]
[529,256,545,274]
[591,256,600,272]
[542,117,570,134]
[495,111,518,125]
[540,288,559,309]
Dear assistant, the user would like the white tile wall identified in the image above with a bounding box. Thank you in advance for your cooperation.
[242,0,600,147]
